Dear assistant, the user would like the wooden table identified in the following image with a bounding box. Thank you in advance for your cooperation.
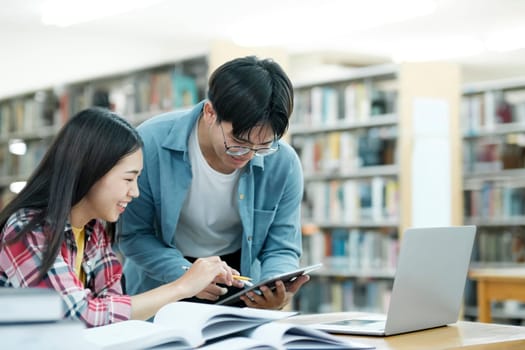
[468,267,525,323]
[285,312,525,350]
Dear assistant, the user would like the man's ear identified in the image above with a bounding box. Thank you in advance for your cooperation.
[203,101,216,125]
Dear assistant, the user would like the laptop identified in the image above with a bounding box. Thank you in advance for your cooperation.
[312,225,476,336]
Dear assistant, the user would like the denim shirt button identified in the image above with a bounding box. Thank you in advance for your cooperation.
[247,236,252,241]
[239,194,245,200]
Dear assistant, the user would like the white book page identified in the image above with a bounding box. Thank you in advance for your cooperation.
[199,337,284,350]
[250,323,374,350]
[153,302,296,340]
[83,320,201,350]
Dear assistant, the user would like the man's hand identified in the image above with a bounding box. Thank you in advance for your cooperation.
[239,274,310,309]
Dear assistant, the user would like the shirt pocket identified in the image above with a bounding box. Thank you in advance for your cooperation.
[251,208,277,252]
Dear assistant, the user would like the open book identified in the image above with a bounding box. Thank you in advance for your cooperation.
[199,322,375,350]
[83,301,296,350]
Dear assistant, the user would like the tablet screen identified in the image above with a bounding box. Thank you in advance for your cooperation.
[216,263,322,306]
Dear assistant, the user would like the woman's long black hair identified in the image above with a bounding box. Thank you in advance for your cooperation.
[0,107,143,278]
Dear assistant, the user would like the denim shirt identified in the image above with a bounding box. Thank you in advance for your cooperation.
[119,101,304,295]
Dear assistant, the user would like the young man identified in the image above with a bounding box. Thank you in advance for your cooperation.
[119,56,307,309]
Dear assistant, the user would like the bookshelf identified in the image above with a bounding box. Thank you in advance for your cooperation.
[461,76,525,323]
[290,62,462,314]
[0,55,208,209]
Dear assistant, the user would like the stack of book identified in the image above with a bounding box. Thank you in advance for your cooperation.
[0,287,87,350]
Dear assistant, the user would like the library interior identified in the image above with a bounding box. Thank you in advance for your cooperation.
[2,0,525,349]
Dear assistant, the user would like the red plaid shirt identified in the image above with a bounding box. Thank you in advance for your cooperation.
[0,209,131,327]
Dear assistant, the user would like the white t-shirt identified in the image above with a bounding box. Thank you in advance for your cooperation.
[174,121,242,257]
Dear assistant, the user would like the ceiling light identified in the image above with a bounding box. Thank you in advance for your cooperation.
[41,0,164,27]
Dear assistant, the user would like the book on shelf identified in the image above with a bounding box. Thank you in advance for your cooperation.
[301,227,398,276]
[304,179,399,224]
[344,82,370,124]
[301,228,325,267]
[199,322,375,350]
[172,71,198,108]
[149,69,173,111]
[294,275,393,314]
[0,287,64,323]
[83,301,297,350]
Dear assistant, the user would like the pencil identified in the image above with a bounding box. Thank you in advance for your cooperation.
[232,275,252,281]
[181,265,252,282]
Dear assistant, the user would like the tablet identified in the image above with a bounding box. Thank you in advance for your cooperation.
[216,263,323,306]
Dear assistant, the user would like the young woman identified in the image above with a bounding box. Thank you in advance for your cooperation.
[0,107,235,327]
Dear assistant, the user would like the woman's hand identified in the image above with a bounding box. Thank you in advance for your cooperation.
[175,257,244,301]
[175,256,230,299]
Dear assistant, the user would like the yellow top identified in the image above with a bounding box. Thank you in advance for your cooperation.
[71,226,86,285]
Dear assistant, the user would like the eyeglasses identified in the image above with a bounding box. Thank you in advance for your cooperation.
[219,123,279,157]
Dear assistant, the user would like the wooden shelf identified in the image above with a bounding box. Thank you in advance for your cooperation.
[304,165,399,181]
[292,63,398,88]
[290,113,397,135]
[463,122,525,138]
[310,267,396,279]
[0,126,59,144]
[304,220,399,229]
[464,216,525,227]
